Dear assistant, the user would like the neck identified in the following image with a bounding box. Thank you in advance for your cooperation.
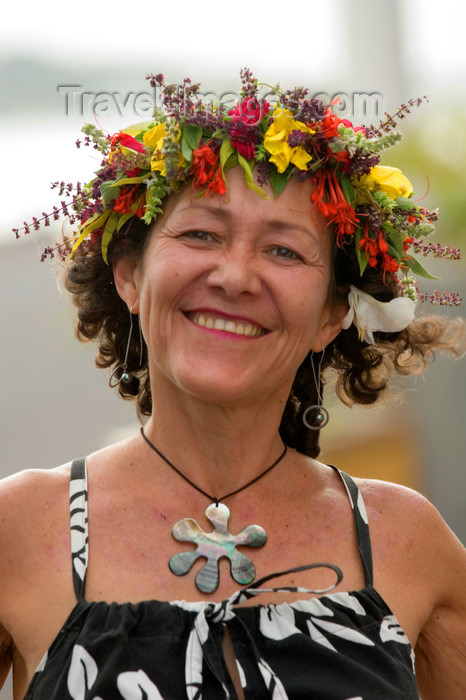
[141,379,291,499]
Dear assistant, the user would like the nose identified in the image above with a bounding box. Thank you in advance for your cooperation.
[206,245,262,298]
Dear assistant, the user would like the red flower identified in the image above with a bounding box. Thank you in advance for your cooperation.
[135,191,146,218]
[381,252,400,281]
[359,224,379,267]
[318,104,349,139]
[311,170,359,244]
[110,131,145,154]
[110,131,146,177]
[318,105,364,142]
[327,146,351,172]
[208,166,227,195]
[228,98,269,160]
[114,185,141,214]
[229,97,269,126]
[358,225,401,279]
[403,236,413,252]
[192,143,218,187]
[191,141,226,196]
[377,230,389,254]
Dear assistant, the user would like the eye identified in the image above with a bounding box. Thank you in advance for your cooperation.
[181,230,216,243]
[268,246,304,262]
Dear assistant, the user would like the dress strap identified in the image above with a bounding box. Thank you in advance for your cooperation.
[330,466,373,586]
[69,458,89,600]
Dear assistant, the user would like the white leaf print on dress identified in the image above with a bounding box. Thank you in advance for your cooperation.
[259,604,299,640]
[310,618,375,646]
[117,670,164,699]
[356,490,369,524]
[185,626,205,700]
[306,620,337,652]
[236,659,247,689]
[186,614,230,700]
[70,476,88,583]
[257,657,290,700]
[67,645,99,700]
[379,615,410,644]
[325,592,366,615]
[290,598,334,617]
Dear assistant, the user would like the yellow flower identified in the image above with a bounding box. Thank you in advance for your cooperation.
[264,108,315,173]
[143,123,168,174]
[143,123,186,176]
[359,165,413,199]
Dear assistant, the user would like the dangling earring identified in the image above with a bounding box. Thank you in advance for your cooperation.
[302,348,329,430]
[110,305,144,386]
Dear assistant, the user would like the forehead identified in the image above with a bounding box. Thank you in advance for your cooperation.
[157,166,328,242]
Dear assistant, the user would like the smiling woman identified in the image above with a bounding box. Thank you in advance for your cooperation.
[2,70,466,700]
[112,169,339,412]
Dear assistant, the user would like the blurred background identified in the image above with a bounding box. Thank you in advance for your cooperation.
[1,0,465,694]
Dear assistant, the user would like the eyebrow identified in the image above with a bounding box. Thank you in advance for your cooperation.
[175,205,316,237]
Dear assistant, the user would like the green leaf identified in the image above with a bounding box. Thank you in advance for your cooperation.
[116,212,134,232]
[113,174,149,186]
[386,230,404,258]
[219,139,235,171]
[100,180,119,208]
[101,213,119,264]
[223,152,238,173]
[184,124,202,149]
[268,168,291,198]
[404,255,439,279]
[211,127,228,140]
[68,211,111,258]
[354,228,369,276]
[237,154,268,198]
[394,195,416,211]
[339,176,356,207]
[387,243,402,262]
[180,124,202,162]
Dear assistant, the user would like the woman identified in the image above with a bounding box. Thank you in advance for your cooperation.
[2,70,465,699]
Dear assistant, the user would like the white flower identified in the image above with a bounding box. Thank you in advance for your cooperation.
[341,286,415,344]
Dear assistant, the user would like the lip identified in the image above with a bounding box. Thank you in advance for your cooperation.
[183,308,270,338]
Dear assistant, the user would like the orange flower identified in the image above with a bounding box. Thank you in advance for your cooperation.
[311,170,359,244]
[359,224,379,267]
[191,142,226,196]
[114,186,139,214]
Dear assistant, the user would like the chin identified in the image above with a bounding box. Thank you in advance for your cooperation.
[177,374,256,405]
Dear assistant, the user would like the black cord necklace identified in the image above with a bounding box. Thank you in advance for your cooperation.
[140,427,288,593]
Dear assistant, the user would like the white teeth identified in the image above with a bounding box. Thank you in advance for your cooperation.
[192,313,264,337]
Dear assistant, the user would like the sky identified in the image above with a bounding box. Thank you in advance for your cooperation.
[1,0,464,79]
[1,0,465,240]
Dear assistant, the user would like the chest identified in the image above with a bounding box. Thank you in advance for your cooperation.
[82,481,367,604]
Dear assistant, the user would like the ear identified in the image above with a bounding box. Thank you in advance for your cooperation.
[310,301,349,352]
[113,256,141,313]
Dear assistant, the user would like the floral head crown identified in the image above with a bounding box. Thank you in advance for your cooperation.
[16,68,461,311]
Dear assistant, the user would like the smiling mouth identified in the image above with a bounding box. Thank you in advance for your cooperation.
[187,312,268,337]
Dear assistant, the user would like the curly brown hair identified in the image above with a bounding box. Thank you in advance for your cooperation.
[63,215,464,459]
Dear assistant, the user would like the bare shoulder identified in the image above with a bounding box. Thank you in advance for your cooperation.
[355,477,466,698]
[0,463,71,525]
[0,465,71,603]
[0,465,73,687]
[355,477,465,596]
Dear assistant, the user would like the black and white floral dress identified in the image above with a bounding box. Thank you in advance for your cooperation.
[25,460,420,699]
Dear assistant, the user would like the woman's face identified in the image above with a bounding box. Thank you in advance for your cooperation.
[115,167,346,405]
